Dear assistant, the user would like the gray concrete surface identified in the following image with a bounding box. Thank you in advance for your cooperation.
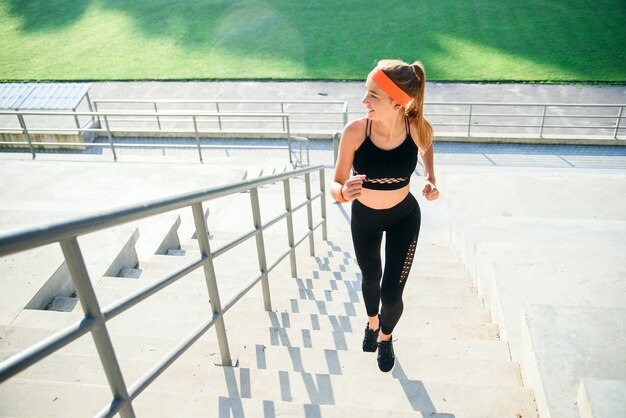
[88,81,626,109]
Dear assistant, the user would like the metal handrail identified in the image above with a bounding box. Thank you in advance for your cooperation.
[0,109,310,165]
[347,102,625,139]
[0,164,328,418]
[2,100,625,164]
[94,99,348,105]
[94,98,350,132]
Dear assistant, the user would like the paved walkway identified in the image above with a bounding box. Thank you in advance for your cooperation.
[3,139,626,171]
[89,81,626,108]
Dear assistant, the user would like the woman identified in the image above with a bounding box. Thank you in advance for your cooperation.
[330,59,439,372]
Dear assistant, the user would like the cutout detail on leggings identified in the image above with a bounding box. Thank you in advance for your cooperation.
[399,237,417,284]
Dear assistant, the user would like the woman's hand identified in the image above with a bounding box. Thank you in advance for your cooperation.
[341,174,366,201]
[422,179,439,201]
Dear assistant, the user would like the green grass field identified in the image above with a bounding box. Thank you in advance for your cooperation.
[1,0,624,82]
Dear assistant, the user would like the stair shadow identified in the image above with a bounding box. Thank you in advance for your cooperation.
[219,366,249,417]
[219,238,456,416]
[306,241,362,320]
[219,397,326,418]
[219,366,335,417]
[392,359,456,417]
[256,345,343,376]
[216,241,352,413]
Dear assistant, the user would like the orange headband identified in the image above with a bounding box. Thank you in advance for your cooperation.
[368,68,413,107]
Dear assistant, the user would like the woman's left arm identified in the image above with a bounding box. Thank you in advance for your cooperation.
[420,144,439,201]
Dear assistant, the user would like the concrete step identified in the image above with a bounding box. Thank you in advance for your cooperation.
[304,241,465,264]
[0,379,110,418]
[0,321,511,365]
[292,269,474,290]
[8,304,499,349]
[136,251,203,271]
[520,305,626,418]
[136,394,512,418]
[292,255,469,281]
[103,269,481,312]
[90,254,477,316]
[93,278,210,307]
[131,362,541,417]
[0,356,537,417]
[254,279,482,309]
[0,326,217,364]
[76,278,490,327]
[271,278,478,298]
[0,224,139,327]
[221,310,499,341]
[577,378,626,418]
[0,377,532,418]
[235,344,522,388]
[94,270,208,293]
[0,339,520,389]
[239,293,490,323]
[226,327,511,360]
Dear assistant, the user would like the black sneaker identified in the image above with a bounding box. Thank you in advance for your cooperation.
[362,316,380,352]
[377,337,395,372]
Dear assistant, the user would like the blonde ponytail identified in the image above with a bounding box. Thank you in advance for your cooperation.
[405,61,433,151]
[377,59,433,152]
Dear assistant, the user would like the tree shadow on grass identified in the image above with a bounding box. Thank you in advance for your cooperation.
[5,0,91,30]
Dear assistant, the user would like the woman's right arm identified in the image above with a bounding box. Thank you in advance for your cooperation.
[331,120,365,203]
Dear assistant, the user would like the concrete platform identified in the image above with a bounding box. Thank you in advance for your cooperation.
[577,378,626,418]
[520,305,626,418]
[489,245,626,360]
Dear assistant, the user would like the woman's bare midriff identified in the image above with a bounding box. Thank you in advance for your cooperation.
[357,184,410,209]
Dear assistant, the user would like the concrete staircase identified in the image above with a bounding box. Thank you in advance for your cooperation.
[438,165,626,418]
[0,170,538,417]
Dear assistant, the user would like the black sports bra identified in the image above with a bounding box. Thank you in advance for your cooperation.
[352,118,418,190]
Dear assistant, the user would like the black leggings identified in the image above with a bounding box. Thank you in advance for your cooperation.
[351,193,421,335]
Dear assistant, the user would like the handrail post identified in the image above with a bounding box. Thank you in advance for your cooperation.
[467,104,473,136]
[16,113,36,159]
[103,115,118,162]
[250,187,272,311]
[614,106,624,139]
[154,102,162,131]
[287,115,293,165]
[192,116,203,163]
[283,178,298,278]
[305,173,315,256]
[216,102,222,131]
[93,101,102,127]
[343,102,349,127]
[280,103,286,131]
[333,132,340,165]
[73,110,81,130]
[59,237,135,418]
[86,94,96,127]
[306,136,310,165]
[320,168,328,241]
[539,105,547,137]
[191,203,232,366]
